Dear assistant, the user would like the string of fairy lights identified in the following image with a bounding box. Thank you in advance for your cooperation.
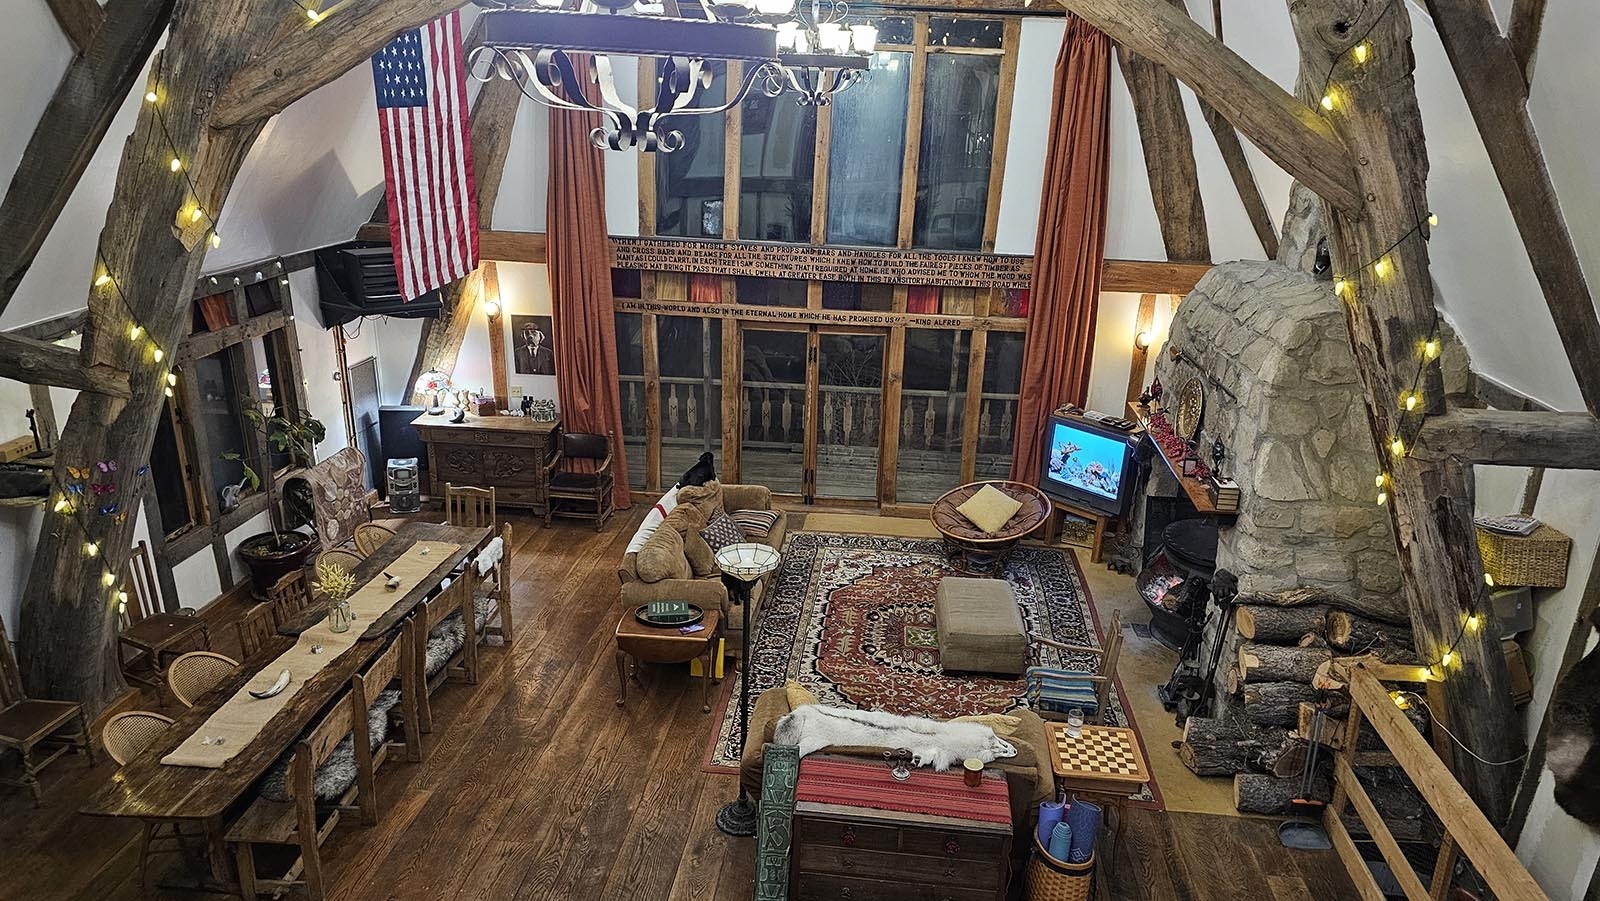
[1313,3,1507,745]
[53,1,329,616]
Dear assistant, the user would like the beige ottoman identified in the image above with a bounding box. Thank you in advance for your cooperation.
[936,577,1027,675]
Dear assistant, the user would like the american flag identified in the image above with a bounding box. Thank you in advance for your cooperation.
[372,11,478,301]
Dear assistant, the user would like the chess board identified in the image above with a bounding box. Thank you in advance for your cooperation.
[1047,723,1151,795]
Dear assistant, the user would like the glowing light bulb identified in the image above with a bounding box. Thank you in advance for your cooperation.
[1376,490,1388,506]
[1423,338,1441,360]
[1320,93,1335,111]
[1375,473,1388,488]
[1440,650,1455,667]
[484,299,502,318]
[1389,436,1405,457]
[1403,391,1419,411]
[1373,257,1391,279]
[1466,613,1483,633]
[210,232,221,249]
[1389,690,1408,709]
[164,386,174,397]
[117,590,129,609]
[128,324,144,341]
[1134,330,1153,349]
[1352,42,1370,64]
[94,272,111,288]
[54,496,71,513]
[153,347,165,363]
[1484,572,1495,587]
[189,207,204,223]
[145,89,158,103]
[101,571,117,587]
[305,6,322,22]
[1333,278,1347,297]
[167,372,177,386]
[169,157,182,172]
[1428,212,1439,227]
[84,541,99,558]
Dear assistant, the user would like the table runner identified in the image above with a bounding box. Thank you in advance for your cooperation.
[795,757,1011,825]
[162,540,460,768]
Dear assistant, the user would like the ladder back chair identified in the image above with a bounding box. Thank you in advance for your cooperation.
[0,612,94,805]
[412,577,477,734]
[267,569,316,622]
[1023,609,1124,725]
[117,539,209,698]
[236,602,279,659]
[353,522,396,557]
[166,651,239,708]
[228,690,362,901]
[543,431,615,531]
[352,629,420,802]
[444,483,496,529]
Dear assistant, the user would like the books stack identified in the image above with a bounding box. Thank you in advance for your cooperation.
[1208,476,1240,513]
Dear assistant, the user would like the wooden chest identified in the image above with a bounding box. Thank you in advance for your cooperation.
[411,413,560,514]
[790,759,1012,901]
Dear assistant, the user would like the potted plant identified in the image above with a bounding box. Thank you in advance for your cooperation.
[226,406,327,597]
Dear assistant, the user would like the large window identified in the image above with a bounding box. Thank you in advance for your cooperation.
[649,13,1015,252]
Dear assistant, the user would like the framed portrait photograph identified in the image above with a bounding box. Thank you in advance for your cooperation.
[510,314,556,376]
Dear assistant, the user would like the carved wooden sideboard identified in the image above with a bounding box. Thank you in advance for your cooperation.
[410,413,561,515]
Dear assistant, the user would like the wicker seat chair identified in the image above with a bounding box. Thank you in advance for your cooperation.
[543,431,615,531]
[102,710,182,896]
[166,651,240,708]
[353,522,396,557]
[316,548,364,574]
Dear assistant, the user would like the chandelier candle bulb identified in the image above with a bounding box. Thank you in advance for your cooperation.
[850,24,878,53]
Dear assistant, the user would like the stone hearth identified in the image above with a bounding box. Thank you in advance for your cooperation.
[1153,260,1401,605]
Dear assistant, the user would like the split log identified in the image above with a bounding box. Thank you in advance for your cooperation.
[1325,610,1413,652]
[1236,604,1328,643]
[1178,715,1291,776]
[1223,663,1242,697]
[1243,682,1319,727]
[1234,586,1409,626]
[1312,650,1422,691]
[1238,643,1332,684]
[1234,772,1330,814]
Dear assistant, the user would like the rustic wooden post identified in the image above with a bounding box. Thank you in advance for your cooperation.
[1282,0,1519,818]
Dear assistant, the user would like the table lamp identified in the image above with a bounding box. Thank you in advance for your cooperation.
[415,369,453,415]
[713,541,782,837]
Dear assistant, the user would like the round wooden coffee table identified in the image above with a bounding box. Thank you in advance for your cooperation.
[614,606,723,712]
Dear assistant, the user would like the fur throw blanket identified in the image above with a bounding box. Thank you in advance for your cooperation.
[774,704,1017,771]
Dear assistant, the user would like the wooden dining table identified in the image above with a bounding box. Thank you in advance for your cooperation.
[80,521,491,886]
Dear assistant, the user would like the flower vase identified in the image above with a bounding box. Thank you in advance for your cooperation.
[328,597,354,633]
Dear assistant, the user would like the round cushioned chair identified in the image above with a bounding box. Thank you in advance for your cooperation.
[931,480,1051,576]
[102,711,176,766]
[166,651,239,708]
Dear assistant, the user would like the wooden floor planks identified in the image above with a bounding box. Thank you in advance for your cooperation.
[0,508,1359,900]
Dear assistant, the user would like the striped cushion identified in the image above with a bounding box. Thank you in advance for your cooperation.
[1026,668,1100,716]
[730,509,781,541]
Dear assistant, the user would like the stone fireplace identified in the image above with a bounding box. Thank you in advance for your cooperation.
[1149,259,1401,605]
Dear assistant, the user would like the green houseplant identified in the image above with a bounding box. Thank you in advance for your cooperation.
[226,407,326,596]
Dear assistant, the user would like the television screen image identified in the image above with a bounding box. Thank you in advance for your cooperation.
[1044,420,1127,503]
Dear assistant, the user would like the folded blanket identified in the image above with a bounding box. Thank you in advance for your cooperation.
[474,536,505,577]
[774,704,1017,772]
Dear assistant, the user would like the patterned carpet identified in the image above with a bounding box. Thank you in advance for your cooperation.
[704,531,1137,774]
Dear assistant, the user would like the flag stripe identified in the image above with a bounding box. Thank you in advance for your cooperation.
[373,10,478,302]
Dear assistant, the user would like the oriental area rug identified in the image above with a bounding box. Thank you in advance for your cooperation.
[704,531,1158,805]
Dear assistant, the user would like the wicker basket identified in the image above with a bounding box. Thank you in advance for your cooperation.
[1477,523,1571,589]
[1026,834,1095,901]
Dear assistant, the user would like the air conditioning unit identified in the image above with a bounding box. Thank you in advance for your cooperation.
[315,242,443,327]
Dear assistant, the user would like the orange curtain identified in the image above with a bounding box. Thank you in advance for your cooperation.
[1010,18,1111,484]
[547,55,631,507]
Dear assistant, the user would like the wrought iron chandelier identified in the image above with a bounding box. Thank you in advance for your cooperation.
[469,0,871,152]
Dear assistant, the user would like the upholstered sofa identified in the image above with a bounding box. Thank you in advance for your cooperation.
[739,686,1055,834]
[617,483,786,654]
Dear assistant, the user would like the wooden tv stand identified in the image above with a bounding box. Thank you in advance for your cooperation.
[1041,498,1115,564]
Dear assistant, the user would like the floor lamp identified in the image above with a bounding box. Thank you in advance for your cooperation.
[714,542,781,837]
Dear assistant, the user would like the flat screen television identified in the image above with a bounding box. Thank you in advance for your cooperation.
[1038,414,1137,517]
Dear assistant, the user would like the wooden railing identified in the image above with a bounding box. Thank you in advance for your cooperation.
[1329,664,1546,901]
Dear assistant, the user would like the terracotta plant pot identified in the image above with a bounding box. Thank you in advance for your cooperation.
[238,531,317,599]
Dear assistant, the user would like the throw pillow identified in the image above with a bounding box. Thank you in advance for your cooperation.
[956,484,1023,534]
[662,505,717,577]
[624,486,680,554]
[676,479,725,523]
[635,524,692,582]
[952,713,1023,738]
[678,452,717,487]
[700,507,746,556]
[784,680,819,709]
[731,508,781,542]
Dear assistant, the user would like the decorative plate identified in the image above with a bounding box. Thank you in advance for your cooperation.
[634,602,705,628]
[1174,376,1204,441]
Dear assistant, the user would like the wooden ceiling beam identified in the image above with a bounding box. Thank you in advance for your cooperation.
[1055,0,1360,211]
[1423,0,1600,415]
[209,0,472,129]
[1416,409,1600,470]
[1506,0,1547,87]
[44,0,106,53]
[0,332,129,397]
[1116,23,1211,262]
[0,0,175,315]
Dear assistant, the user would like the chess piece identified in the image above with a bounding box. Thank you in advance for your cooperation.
[1211,437,1226,477]
[1150,375,1164,406]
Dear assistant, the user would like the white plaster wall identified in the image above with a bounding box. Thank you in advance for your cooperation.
[494,260,561,409]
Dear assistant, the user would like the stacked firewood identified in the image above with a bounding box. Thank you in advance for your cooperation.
[1176,586,1430,834]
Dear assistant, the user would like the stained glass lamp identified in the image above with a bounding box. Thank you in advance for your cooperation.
[714,541,783,837]
[415,369,453,415]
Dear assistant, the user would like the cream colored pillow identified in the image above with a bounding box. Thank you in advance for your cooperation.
[956,484,1023,533]
[636,525,692,582]
[785,680,820,709]
[952,713,1023,737]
